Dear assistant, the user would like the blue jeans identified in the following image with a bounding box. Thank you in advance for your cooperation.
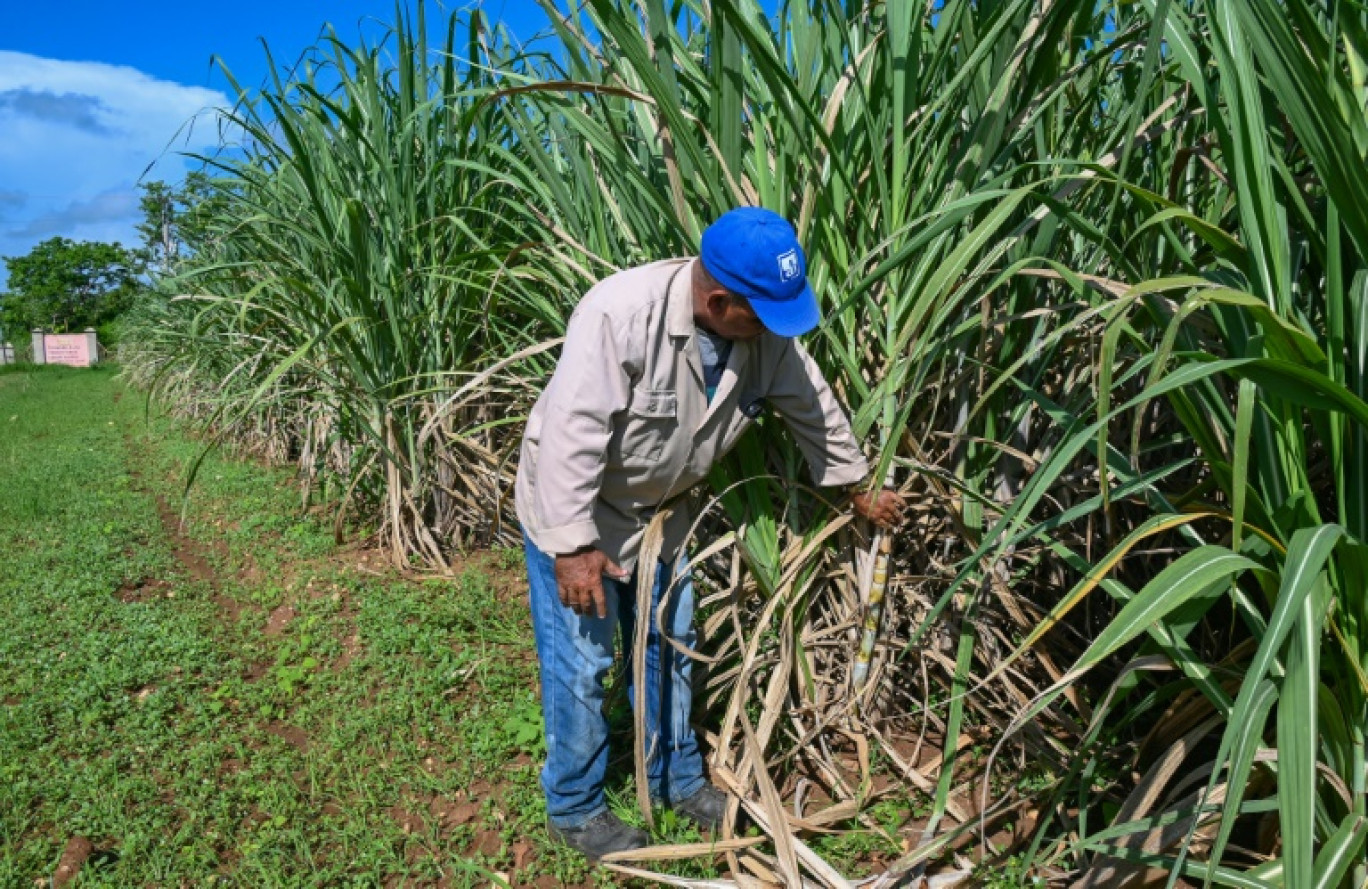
[525,534,705,828]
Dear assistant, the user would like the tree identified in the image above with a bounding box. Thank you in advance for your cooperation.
[137,171,223,275]
[0,238,146,335]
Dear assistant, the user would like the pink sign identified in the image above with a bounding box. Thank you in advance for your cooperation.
[44,334,92,367]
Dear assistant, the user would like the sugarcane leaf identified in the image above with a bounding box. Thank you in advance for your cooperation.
[1181,526,1344,882]
[1075,838,1279,888]
[980,511,1219,689]
[1201,679,1279,889]
[1071,546,1262,677]
[1310,814,1368,889]
[1223,358,1368,431]
[1279,564,1333,889]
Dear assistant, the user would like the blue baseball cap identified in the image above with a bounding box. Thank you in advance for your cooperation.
[700,207,820,337]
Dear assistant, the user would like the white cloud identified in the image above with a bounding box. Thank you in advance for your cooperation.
[0,51,233,279]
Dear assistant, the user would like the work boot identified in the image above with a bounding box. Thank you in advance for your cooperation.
[673,784,729,832]
[548,810,648,861]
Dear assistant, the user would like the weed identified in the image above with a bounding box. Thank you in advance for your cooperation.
[974,852,1051,888]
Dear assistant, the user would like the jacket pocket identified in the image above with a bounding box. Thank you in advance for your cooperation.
[619,386,678,463]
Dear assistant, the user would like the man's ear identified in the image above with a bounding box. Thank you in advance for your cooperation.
[704,289,730,315]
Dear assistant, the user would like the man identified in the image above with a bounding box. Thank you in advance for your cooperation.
[515,207,904,860]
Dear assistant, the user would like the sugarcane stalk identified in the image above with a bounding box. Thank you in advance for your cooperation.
[852,530,892,692]
[852,459,895,694]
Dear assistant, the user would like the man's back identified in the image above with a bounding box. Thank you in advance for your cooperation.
[516,257,867,573]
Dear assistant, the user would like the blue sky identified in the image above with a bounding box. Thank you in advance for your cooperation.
[0,1,552,288]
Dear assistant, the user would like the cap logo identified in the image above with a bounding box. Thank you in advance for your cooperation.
[777,249,800,283]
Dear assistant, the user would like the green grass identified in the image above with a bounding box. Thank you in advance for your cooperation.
[0,367,608,886]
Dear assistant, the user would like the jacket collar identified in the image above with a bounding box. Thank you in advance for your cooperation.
[667,259,697,339]
[667,259,707,397]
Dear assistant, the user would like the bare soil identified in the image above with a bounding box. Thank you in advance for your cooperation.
[51,836,93,889]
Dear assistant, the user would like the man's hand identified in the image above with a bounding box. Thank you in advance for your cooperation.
[554,547,631,618]
[851,488,906,529]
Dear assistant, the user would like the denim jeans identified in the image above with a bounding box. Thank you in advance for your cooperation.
[525,533,705,828]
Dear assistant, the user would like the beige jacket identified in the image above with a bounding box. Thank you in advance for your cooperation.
[515,258,869,572]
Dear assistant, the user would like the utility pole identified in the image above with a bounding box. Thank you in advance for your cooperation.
[161,195,176,267]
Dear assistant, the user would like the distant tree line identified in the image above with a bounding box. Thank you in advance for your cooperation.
[0,238,144,343]
[0,172,215,349]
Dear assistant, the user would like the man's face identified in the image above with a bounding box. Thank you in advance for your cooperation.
[704,291,766,341]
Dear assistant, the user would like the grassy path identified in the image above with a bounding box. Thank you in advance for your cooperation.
[0,368,606,887]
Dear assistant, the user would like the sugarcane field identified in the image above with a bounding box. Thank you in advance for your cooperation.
[3,1,1367,886]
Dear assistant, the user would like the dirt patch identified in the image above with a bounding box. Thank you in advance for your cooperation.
[2,696,19,706]
[51,835,93,888]
[510,839,534,870]
[240,809,270,831]
[150,493,218,583]
[129,460,242,623]
[388,804,425,836]
[240,558,265,586]
[115,577,173,603]
[263,721,310,752]
[333,631,362,672]
[470,828,503,858]
[429,796,480,830]
[122,435,240,624]
[263,603,296,637]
